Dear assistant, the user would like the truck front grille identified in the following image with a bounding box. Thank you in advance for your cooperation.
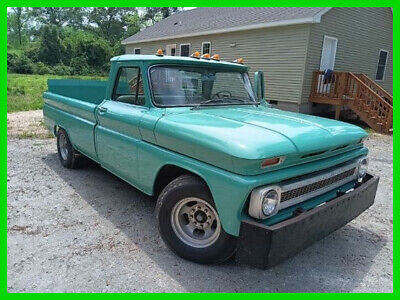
[281,167,356,202]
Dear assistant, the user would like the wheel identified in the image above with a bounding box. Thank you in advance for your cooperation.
[56,128,83,169]
[156,174,237,264]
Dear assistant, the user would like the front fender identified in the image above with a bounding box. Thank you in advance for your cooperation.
[137,140,368,236]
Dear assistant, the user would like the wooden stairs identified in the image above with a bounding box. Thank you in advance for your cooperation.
[309,71,393,134]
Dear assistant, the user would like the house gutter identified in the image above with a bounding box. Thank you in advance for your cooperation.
[122,8,332,45]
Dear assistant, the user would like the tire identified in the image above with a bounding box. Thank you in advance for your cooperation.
[156,174,237,264]
[56,128,84,169]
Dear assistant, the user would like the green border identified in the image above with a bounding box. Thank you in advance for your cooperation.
[2,0,397,295]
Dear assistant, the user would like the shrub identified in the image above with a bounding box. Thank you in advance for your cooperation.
[32,62,52,75]
[62,28,112,69]
[70,56,90,75]
[75,37,112,68]
[52,64,73,76]
[25,43,41,63]
[7,52,34,74]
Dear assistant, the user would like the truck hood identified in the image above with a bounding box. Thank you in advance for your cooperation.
[153,105,367,175]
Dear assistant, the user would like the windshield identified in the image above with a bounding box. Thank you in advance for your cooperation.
[149,66,256,107]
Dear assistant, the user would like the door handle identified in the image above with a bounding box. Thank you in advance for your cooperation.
[98,106,108,113]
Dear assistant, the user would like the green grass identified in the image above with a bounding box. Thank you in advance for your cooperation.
[7,73,107,113]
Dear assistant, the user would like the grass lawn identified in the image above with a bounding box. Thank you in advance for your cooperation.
[7,73,107,113]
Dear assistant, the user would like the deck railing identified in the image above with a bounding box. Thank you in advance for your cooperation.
[309,70,393,133]
[353,73,393,106]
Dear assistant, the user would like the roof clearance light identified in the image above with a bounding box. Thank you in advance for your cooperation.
[234,58,244,64]
[191,51,201,59]
[211,54,220,61]
[261,157,285,168]
[201,53,211,59]
[156,49,164,56]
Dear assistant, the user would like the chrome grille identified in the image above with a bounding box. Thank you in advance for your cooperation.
[281,167,356,202]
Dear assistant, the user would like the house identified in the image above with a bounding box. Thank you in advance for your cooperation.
[122,7,393,132]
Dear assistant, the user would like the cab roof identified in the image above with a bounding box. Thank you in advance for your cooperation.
[111,54,249,70]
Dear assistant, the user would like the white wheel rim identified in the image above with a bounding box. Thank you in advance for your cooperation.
[171,197,221,248]
[59,133,68,161]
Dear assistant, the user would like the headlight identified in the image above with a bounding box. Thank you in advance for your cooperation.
[249,186,281,219]
[262,190,280,216]
[358,157,369,180]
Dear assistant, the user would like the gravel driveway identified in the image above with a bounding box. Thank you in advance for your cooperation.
[7,112,393,292]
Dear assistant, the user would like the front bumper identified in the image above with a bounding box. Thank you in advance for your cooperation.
[236,173,379,269]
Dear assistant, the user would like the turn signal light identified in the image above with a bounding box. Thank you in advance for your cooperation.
[261,157,284,168]
[211,54,220,61]
[191,51,201,59]
[234,58,244,64]
[156,49,164,56]
[201,53,211,59]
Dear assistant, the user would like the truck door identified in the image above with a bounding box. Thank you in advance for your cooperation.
[95,66,147,185]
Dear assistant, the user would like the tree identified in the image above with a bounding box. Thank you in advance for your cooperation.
[7,7,30,45]
[87,7,138,43]
[31,7,85,27]
[38,25,63,65]
[124,11,142,38]
[143,7,181,25]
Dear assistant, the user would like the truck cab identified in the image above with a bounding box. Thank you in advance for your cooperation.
[43,51,378,268]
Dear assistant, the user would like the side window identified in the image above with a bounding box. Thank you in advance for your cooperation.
[113,67,145,106]
[375,50,388,81]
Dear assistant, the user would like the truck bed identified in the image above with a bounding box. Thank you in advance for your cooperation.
[47,79,107,104]
[43,79,108,161]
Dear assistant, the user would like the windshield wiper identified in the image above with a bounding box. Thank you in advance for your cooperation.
[191,98,260,110]
[227,98,260,106]
[191,98,223,110]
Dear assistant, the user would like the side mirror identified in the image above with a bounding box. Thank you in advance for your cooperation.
[254,71,265,101]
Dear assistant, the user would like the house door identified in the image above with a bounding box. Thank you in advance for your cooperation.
[166,44,176,56]
[319,36,338,93]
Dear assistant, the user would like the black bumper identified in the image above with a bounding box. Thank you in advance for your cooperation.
[236,173,379,269]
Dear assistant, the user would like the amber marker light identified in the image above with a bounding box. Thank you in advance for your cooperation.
[156,49,164,56]
[211,54,220,61]
[191,51,201,59]
[261,157,285,168]
[201,53,211,59]
[234,58,244,64]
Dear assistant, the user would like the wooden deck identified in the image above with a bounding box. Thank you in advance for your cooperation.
[309,71,393,133]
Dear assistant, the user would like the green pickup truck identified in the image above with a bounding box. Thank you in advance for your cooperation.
[43,52,379,268]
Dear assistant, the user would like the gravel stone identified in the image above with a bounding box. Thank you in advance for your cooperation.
[7,118,393,292]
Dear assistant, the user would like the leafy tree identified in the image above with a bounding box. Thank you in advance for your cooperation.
[38,25,63,65]
[7,7,185,75]
[124,11,142,38]
[7,7,30,46]
[143,7,181,25]
[31,7,81,27]
[87,7,138,43]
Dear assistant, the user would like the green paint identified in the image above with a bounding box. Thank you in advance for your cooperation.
[43,55,368,236]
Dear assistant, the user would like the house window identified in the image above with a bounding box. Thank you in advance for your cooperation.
[375,50,388,81]
[202,42,211,55]
[134,48,141,55]
[180,44,190,57]
[166,44,177,56]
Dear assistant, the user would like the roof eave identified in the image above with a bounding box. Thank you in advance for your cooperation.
[122,9,332,45]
